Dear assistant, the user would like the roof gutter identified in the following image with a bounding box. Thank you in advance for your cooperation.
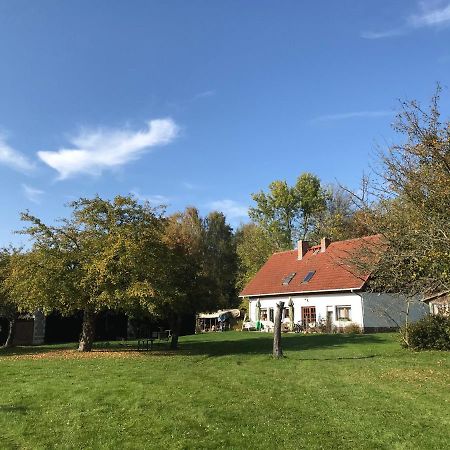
[240,286,364,298]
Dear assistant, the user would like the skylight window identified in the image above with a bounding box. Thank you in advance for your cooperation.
[282,272,296,285]
[302,270,316,283]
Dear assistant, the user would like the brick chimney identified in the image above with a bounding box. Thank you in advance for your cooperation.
[298,240,309,260]
[321,237,331,253]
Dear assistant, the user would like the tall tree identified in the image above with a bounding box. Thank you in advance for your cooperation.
[309,184,371,242]
[0,249,18,348]
[249,173,326,250]
[161,207,213,348]
[160,207,241,348]
[204,211,238,309]
[235,223,276,291]
[295,173,327,240]
[6,196,165,351]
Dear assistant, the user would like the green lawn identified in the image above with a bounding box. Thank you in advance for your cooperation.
[1,332,449,449]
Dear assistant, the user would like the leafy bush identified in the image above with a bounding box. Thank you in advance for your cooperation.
[342,323,362,334]
[332,322,362,334]
[404,314,450,350]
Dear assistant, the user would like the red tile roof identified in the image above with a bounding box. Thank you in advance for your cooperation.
[240,235,380,297]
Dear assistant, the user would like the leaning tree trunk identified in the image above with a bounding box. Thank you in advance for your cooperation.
[3,314,17,348]
[169,314,182,350]
[273,301,284,359]
[78,308,97,352]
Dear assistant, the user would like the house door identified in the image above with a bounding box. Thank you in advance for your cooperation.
[301,306,316,326]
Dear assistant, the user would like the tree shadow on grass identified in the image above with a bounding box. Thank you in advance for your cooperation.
[0,404,28,415]
[180,332,388,358]
[0,342,82,358]
[0,340,171,358]
[0,345,70,358]
[0,333,392,360]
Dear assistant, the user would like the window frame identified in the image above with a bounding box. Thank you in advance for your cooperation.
[336,306,351,321]
[260,308,268,321]
[301,306,316,325]
[282,272,296,285]
[302,270,316,283]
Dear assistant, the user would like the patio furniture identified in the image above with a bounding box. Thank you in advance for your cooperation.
[157,330,171,341]
[137,338,155,351]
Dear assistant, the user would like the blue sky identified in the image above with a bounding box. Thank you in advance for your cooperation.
[1,0,450,246]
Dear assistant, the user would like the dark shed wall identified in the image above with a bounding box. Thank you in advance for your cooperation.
[361,293,428,329]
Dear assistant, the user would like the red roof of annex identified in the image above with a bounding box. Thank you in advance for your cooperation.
[240,235,380,297]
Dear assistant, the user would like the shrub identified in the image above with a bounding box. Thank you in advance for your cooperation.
[342,323,363,334]
[404,314,450,350]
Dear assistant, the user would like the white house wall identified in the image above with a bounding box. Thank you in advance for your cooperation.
[249,292,364,328]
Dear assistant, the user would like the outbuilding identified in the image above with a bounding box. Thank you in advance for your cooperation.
[423,292,450,316]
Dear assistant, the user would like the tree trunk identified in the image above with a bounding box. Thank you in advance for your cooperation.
[403,298,411,347]
[169,314,182,350]
[3,315,17,348]
[273,301,284,359]
[78,308,97,352]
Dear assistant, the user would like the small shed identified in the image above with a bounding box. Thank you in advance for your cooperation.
[0,311,46,347]
[423,292,450,316]
[14,311,46,345]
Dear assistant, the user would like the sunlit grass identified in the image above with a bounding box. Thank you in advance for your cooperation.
[1,332,449,449]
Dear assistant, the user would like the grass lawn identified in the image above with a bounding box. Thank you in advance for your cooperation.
[1,332,449,449]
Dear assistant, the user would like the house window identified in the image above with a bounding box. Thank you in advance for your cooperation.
[260,309,268,321]
[284,308,290,319]
[336,306,351,321]
[269,308,274,322]
[301,306,316,325]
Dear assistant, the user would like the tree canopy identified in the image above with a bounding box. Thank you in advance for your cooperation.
[235,223,276,292]
[0,249,18,347]
[249,172,326,250]
[349,87,450,298]
[6,196,166,351]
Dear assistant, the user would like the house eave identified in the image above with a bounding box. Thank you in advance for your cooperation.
[422,291,450,303]
[240,286,365,298]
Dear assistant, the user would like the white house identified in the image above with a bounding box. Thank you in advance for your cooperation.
[240,236,427,332]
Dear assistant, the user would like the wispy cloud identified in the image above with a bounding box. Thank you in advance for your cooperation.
[409,2,450,27]
[311,110,394,123]
[362,1,450,39]
[207,199,248,220]
[166,89,216,112]
[193,90,216,100]
[0,135,34,173]
[131,189,170,206]
[438,53,450,63]
[37,118,179,179]
[361,29,407,39]
[22,184,44,204]
[182,181,201,191]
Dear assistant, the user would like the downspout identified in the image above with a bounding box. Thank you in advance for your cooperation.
[351,288,365,332]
